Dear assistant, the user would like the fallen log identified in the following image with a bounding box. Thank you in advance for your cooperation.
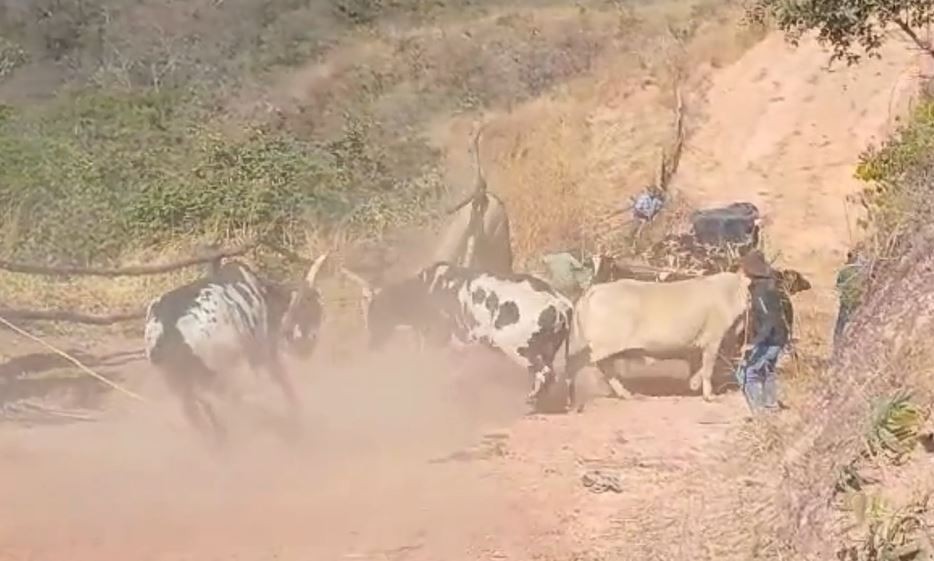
[0,307,145,325]
[0,242,257,277]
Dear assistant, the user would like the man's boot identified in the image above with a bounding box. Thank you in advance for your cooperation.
[743,380,763,413]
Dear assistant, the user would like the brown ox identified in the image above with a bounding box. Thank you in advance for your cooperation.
[433,125,513,274]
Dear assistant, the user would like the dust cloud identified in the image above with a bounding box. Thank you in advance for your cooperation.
[0,340,534,561]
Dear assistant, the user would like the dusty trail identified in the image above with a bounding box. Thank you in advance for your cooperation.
[674,33,922,339]
[0,32,924,561]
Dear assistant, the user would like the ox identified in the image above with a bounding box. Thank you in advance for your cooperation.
[566,270,751,411]
[343,262,573,410]
[434,125,513,274]
[591,253,812,348]
[144,254,329,444]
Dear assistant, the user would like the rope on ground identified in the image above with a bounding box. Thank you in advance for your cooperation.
[0,314,147,403]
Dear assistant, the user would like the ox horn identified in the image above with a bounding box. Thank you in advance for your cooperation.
[280,251,330,333]
[304,252,330,287]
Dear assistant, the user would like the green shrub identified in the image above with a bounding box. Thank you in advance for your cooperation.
[854,97,934,244]
[0,88,441,263]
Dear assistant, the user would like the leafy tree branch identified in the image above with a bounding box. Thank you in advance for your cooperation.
[746,0,934,64]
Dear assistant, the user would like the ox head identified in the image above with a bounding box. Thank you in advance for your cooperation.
[341,265,450,350]
[775,269,812,295]
[279,252,330,359]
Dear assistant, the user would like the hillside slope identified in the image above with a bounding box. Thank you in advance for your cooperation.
[0,30,925,561]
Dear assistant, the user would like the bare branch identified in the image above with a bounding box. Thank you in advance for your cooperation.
[894,18,934,60]
[0,308,145,325]
[0,242,257,277]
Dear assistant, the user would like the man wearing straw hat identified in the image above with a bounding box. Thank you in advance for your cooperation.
[736,250,788,413]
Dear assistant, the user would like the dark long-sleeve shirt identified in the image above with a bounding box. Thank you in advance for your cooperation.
[748,278,789,348]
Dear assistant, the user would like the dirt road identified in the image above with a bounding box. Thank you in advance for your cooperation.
[0,33,923,561]
[674,33,922,340]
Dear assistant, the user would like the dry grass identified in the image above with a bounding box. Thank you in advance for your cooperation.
[428,3,767,268]
[0,0,767,334]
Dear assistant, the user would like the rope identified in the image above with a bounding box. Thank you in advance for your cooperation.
[0,314,148,403]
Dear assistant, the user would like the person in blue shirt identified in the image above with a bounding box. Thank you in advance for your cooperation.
[632,187,664,222]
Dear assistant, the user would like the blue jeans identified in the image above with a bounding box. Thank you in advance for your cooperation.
[736,343,783,411]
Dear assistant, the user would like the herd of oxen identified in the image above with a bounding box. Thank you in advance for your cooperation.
[143,136,812,445]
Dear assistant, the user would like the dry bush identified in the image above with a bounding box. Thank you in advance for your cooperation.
[771,233,934,559]
[483,102,591,267]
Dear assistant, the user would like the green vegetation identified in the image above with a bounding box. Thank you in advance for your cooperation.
[0,88,442,263]
[0,0,631,264]
[746,0,934,64]
[866,390,923,463]
[854,97,934,252]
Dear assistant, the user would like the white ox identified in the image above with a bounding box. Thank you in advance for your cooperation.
[566,271,750,411]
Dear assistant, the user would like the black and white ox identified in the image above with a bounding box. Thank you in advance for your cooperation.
[144,253,329,445]
[343,262,573,411]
